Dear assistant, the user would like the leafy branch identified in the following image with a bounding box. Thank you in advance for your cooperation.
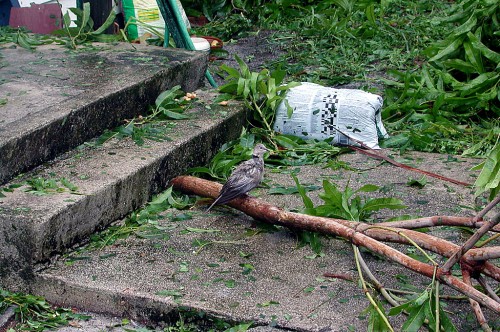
[55,1,120,49]
[218,55,300,149]
[171,175,500,330]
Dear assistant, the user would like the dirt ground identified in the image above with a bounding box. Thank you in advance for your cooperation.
[206,30,287,86]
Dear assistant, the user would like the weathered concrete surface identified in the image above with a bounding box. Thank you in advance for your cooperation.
[0,42,207,184]
[35,151,500,331]
[0,92,246,291]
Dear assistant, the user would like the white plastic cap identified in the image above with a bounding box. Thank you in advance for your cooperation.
[190,37,211,52]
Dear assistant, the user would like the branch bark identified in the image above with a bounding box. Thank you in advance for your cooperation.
[378,216,500,232]
[171,176,500,313]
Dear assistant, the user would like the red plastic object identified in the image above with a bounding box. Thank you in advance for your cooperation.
[9,4,62,34]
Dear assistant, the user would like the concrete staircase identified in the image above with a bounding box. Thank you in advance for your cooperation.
[0,42,245,291]
[1,42,493,332]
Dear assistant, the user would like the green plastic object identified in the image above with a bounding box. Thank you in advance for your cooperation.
[122,0,139,40]
[156,0,217,87]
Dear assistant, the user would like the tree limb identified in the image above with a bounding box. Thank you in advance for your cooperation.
[170,176,500,313]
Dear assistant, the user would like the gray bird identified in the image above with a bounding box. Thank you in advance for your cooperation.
[207,143,270,211]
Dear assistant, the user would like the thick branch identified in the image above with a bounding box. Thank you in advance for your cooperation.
[442,209,500,272]
[463,268,492,332]
[378,216,500,233]
[171,176,500,312]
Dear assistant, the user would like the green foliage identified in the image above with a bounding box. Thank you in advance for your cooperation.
[0,26,53,50]
[0,3,120,50]
[0,289,90,331]
[192,14,253,40]
[291,174,405,256]
[472,142,500,200]
[189,132,258,180]
[363,298,391,332]
[194,0,497,155]
[219,55,300,148]
[295,177,406,222]
[189,131,343,182]
[53,1,120,49]
[7,177,80,196]
[93,86,191,146]
[388,288,457,332]
[85,186,193,249]
[406,176,427,189]
[382,0,500,154]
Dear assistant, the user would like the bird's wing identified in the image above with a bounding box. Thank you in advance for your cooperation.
[215,160,263,205]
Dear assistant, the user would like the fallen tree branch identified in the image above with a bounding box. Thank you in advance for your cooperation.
[478,275,500,304]
[377,216,500,233]
[355,246,400,307]
[349,146,471,186]
[170,176,500,313]
[463,267,492,332]
[442,201,500,272]
[332,126,471,186]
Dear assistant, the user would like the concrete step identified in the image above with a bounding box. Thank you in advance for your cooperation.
[0,88,246,290]
[32,153,495,331]
[0,42,207,185]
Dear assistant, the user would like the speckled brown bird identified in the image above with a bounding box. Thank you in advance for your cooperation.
[207,143,269,211]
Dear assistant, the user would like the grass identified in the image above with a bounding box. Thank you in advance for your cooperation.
[193,0,499,156]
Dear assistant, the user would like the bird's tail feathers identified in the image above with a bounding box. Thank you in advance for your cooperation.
[206,196,222,212]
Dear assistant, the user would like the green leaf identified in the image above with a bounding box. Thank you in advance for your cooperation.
[80,2,91,34]
[161,109,190,120]
[423,298,437,331]
[388,300,412,316]
[155,86,182,108]
[361,197,406,213]
[156,289,184,299]
[450,14,477,38]
[268,184,320,195]
[402,301,427,332]
[439,306,458,332]
[220,64,241,78]
[365,4,376,25]
[473,143,500,200]
[237,77,245,96]
[356,184,379,193]
[292,174,314,210]
[463,40,484,73]
[60,178,78,192]
[467,31,500,64]
[442,59,478,74]
[406,176,427,188]
[366,301,390,332]
[235,54,250,77]
[250,72,259,94]
[183,227,220,233]
[274,135,300,149]
[90,9,116,35]
[429,36,464,63]
[270,68,286,86]
[63,12,72,31]
[256,300,279,307]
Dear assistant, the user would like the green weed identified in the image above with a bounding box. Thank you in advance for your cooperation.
[218,55,300,149]
[22,177,79,196]
[53,1,120,49]
[0,289,90,331]
[381,0,500,154]
[91,85,192,147]
[293,174,406,222]
[83,187,193,250]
